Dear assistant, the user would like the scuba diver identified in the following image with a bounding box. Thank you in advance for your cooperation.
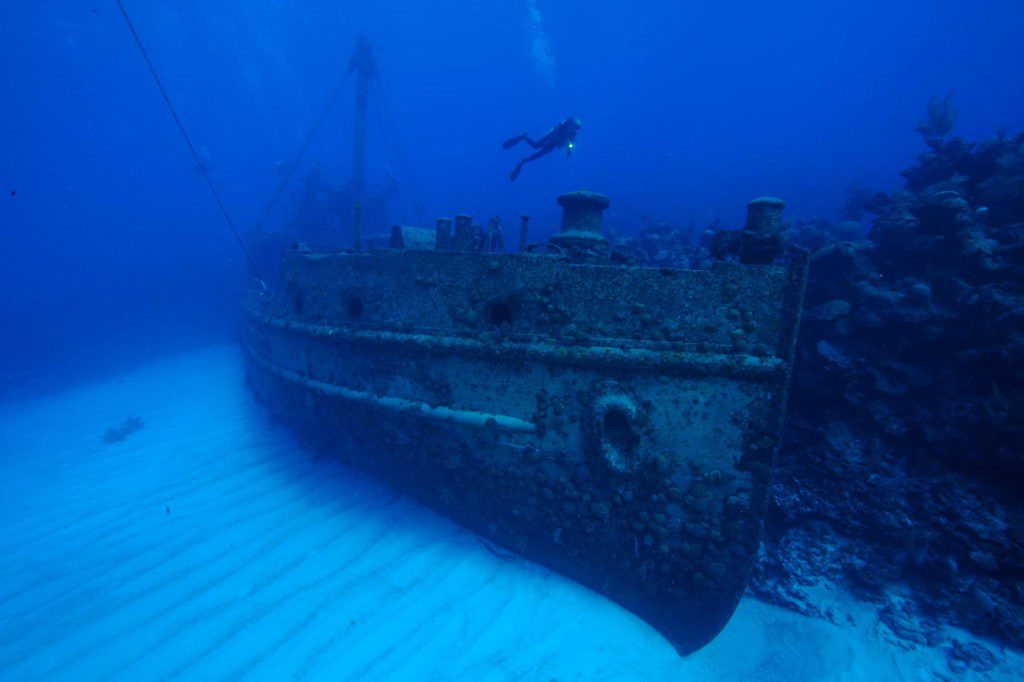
[503,117,581,181]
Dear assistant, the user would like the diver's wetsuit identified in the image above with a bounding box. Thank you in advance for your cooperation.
[503,117,581,181]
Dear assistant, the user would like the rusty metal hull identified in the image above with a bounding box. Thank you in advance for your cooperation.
[242,248,805,654]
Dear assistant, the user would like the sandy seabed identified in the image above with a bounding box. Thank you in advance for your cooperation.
[0,346,1019,680]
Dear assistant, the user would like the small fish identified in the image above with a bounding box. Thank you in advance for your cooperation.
[165,505,170,515]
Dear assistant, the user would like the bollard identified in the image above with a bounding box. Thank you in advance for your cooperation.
[472,224,486,252]
[740,197,785,264]
[434,217,452,250]
[485,216,505,253]
[549,191,611,262]
[557,190,610,235]
[353,201,362,251]
[452,215,473,251]
[519,216,530,251]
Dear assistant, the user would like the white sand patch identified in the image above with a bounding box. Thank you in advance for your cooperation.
[0,346,1020,680]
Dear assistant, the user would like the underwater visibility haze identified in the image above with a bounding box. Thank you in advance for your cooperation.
[2,1,1024,679]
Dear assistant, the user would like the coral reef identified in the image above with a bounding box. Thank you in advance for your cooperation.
[756,117,1024,650]
[620,216,713,269]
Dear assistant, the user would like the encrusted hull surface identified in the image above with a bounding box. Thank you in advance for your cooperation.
[243,246,805,654]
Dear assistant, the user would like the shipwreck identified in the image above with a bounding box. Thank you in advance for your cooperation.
[112,12,808,655]
[243,185,806,653]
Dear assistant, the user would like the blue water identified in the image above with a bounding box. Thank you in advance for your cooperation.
[5,1,1024,396]
[3,2,1024,679]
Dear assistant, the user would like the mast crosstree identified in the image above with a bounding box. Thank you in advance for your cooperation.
[258,35,426,240]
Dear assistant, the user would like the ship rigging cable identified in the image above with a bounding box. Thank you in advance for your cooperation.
[370,78,429,227]
[114,0,264,283]
[369,91,408,223]
[254,44,426,230]
[253,69,352,231]
[119,0,425,258]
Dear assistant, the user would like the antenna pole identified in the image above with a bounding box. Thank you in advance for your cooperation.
[350,35,376,204]
[353,201,362,251]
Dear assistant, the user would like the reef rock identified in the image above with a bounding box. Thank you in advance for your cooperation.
[757,127,1024,650]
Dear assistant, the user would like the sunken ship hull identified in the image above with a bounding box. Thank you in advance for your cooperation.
[242,192,806,654]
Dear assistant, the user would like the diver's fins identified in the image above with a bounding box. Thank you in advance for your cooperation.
[503,135,525,150]
[509,162,524,182]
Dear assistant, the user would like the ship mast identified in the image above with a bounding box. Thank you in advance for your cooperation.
[349,34,377,205]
